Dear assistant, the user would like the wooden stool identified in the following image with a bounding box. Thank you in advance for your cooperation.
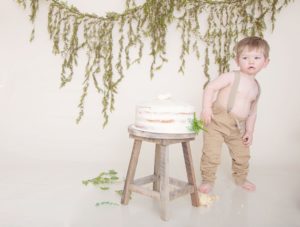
[121,125,200,221]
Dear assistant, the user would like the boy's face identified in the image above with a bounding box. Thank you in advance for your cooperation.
[236,47,269,76]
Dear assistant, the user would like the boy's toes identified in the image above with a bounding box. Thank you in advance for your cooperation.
[240,180,256,191]
[198,183,213,194]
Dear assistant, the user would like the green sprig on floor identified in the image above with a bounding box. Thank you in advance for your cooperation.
[96,201,119,206]
[82,169,119,190]
[83,170,124,206]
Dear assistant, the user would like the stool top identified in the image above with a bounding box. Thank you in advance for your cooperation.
[128,125,196,140]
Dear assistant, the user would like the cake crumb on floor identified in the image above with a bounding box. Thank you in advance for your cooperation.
[199,193,219,207]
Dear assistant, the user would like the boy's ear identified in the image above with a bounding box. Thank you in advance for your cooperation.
[264,58,270,67]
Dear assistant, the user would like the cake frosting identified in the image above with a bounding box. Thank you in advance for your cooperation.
[134,94,195,133]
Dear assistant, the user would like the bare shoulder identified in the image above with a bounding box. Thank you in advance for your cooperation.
[218,71,235,81]
[206,71,235,90]
[214,71,235,85]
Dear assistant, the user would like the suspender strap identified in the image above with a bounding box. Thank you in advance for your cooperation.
[254,79,261,101]
[227,71,240,113]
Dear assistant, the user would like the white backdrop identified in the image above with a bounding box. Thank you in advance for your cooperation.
[0,1,299,178]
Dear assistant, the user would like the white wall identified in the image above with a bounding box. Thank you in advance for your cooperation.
[0,1,299,175]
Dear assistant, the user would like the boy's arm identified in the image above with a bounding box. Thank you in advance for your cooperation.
[242,101,258,146]
[201,72,233,124]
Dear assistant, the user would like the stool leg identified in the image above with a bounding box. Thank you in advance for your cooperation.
[153,144,160,192]
[121,139,142,205]
[159,145,170,221]
[182,142,200,207]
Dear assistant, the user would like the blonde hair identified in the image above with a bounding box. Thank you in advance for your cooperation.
[235,36,270,59]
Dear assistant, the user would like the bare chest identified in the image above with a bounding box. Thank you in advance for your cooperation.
[236,77,259,101]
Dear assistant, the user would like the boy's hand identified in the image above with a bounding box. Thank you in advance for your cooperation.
[242,132,253,146]
[201,108,213,125]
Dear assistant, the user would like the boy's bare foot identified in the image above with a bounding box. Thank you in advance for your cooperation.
[198,182,213,194]
[240,180,256,191]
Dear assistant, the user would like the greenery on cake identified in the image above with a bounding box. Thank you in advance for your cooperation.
[189,112,206,135]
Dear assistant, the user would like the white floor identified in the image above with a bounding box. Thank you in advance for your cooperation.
[0,152,299,227]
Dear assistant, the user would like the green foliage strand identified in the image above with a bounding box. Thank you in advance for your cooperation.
[16,0,293,126]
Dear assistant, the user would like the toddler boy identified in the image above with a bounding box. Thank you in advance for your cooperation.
[199,36,270,193]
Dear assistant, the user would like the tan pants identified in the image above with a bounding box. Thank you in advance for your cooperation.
[200,105,250,185]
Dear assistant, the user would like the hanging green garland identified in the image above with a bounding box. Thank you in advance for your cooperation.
[16,0,293,127]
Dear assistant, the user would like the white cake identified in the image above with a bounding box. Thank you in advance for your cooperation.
[134,94,195,134]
